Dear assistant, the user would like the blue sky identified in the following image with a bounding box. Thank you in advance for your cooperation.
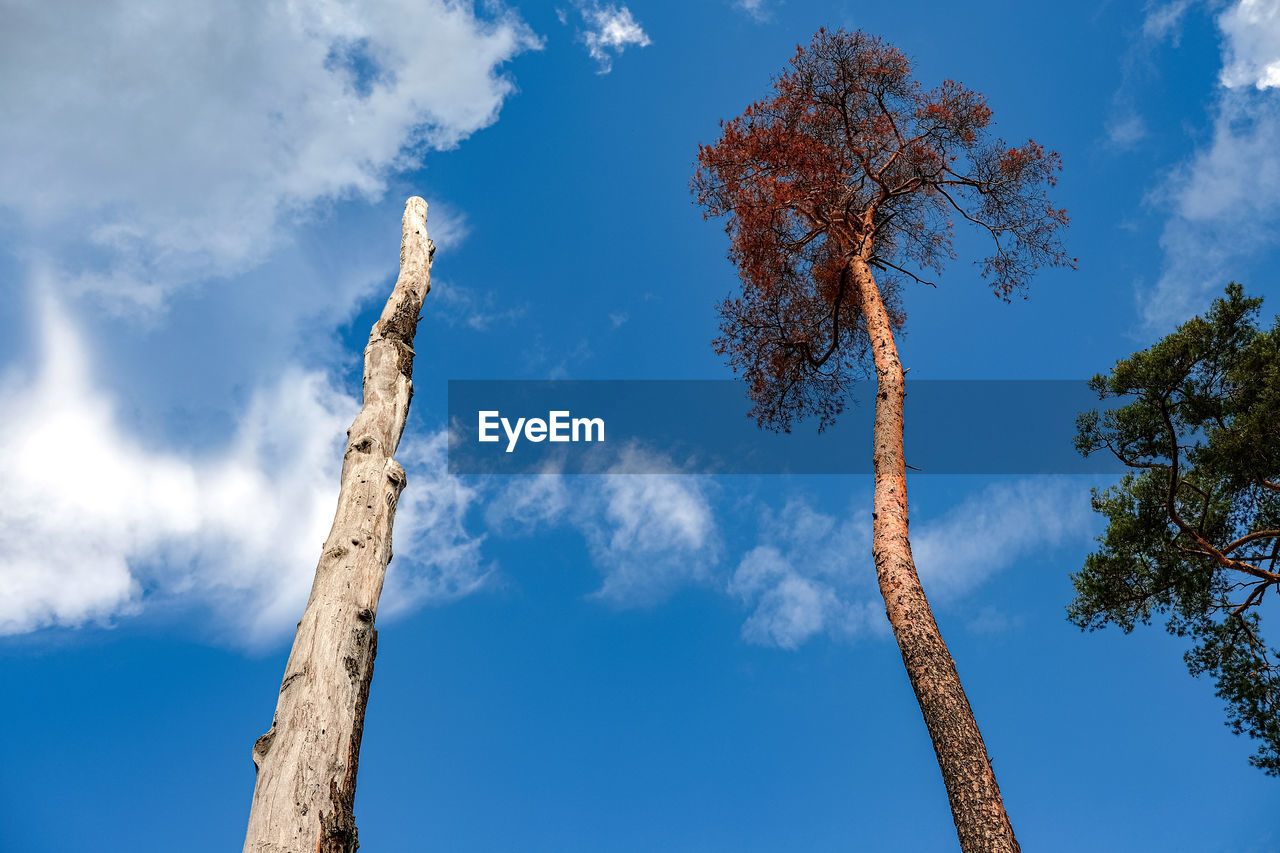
[2,0,1279,850]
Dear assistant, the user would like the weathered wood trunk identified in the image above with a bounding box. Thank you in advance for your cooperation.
[243,197,434,853]
[851,256,1020,853]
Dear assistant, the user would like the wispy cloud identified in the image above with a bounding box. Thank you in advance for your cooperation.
[729,497,882,649]
[731,479,1097,650]
[566,2,652,73]
[0,301,1087,649]
[734,0,771,22]
[485,468,573,534]
[1102,1,1184,153]
[1106,112,1149,149]
[379,434,494,619]
[910,479,1097,601]
[485,448,720,603]
[431,279,527,331]
[1141,0,1280,329]
[734,552,883,650]
[0,309,1093,655]
[966,604,1027,636]
[587,451,720,602]
[1143,0,1197,40]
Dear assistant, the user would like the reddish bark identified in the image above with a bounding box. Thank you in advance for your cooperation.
[853,254,1019,851]
[694,29,1073,851]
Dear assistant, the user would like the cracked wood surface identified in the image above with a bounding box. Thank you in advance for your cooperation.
[243,197,433,853]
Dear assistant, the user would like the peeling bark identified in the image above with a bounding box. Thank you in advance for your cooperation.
[851,256,1020,853]
[243,197,434,853]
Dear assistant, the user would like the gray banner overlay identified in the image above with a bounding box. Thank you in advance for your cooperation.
[446,380,1126,475]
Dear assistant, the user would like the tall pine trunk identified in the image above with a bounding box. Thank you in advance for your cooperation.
[243,197,434,853]
[850,256,1020,853]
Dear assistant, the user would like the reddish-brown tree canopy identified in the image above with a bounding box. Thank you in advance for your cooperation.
[694,28,1074,430]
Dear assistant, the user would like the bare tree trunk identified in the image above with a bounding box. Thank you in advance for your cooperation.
[851,257,1020,853]
[243,197,434,853]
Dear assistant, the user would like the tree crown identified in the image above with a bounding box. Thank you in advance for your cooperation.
[1074,283,1280,774]
[693,28,1074,429]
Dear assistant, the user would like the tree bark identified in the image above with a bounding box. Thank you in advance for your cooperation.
[243,197,434,853]
[850,256,1020,853]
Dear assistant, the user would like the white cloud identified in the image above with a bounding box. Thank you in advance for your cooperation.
[1169,97,1280,222]
[729,497,882,649]
[1219,0,1280,88]
[910,479,1097,601]
[1143,92,1280,327]
[572,2,651,73]
[0,0,538,311]
[737,555,843,649]
[431,279,527,331]
[732,480,1096,650]
[0,293,487,643]
[730,544,885,650]
[485,469,573,533]
[0,2,536,616]
[380,433,494,619]
[1106,113,1149,149]
[734,0,770,21]
[0,297,1093,652]
[483,448,720,603]
[1142,0,1280,328]
[1143,0,1196,41]
[966,604,1026,636]
[587,454,719,602]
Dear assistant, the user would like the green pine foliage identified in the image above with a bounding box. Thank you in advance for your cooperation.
[1073,283,1280,773]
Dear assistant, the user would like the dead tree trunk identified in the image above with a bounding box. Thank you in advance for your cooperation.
[851,256,1020,853]
[243,197,434,853]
